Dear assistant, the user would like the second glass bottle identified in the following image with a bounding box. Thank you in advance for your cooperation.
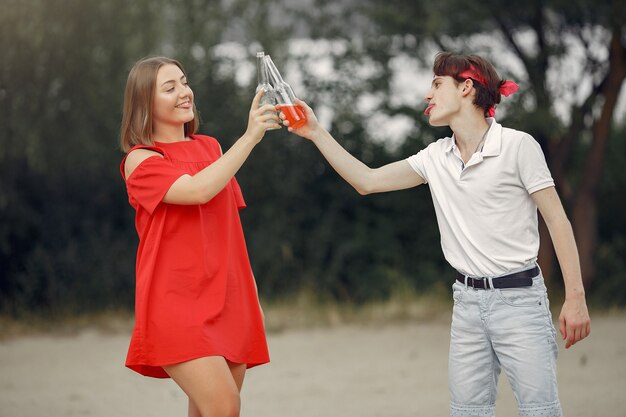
[256,52,278,130]
[263,55,307,129]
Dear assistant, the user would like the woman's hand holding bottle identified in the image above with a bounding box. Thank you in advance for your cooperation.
[245,89,281,143]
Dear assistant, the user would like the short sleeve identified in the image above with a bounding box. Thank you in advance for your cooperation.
[517,135,554,194]
[406,149,428,184]
[229,177,247,209]
[125,155,186,214]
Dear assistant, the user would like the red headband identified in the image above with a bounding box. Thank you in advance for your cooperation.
[458,65,519,117]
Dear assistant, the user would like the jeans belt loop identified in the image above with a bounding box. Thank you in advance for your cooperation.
[487,277,494,290]
[464,275,469,288]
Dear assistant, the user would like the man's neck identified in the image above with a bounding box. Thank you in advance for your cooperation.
[450,115,490,156]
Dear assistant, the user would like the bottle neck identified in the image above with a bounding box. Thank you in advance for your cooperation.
[264,55,286,85]
[256,53,268,85]
[263,54,297,104]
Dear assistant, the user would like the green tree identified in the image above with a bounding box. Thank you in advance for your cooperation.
[0,0,164,315]
[2,0,624,316]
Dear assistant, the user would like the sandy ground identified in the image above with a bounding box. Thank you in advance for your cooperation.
[1,313,625,417]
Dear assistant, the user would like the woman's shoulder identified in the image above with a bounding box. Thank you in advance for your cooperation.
[192,134,219,145]
[121,145,166,180]
[191,134,222,154]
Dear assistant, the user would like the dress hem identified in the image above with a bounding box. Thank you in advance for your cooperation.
[126,352,270,379]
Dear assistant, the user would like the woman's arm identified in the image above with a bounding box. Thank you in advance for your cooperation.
[125,90,280,205]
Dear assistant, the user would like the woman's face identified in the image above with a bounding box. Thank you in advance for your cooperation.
[152,64,195,131]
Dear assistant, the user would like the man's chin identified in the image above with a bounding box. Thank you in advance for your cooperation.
[427,117,446,127]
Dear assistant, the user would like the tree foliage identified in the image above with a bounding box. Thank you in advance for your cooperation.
[0,0,159,315]
[0,0,624,317]
[363,0,626,290]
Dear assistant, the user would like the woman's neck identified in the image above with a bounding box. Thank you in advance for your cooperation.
[152,125,187,143]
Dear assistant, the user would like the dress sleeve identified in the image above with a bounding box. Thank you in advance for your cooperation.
[230,177,246,209]
[125,155,186,214]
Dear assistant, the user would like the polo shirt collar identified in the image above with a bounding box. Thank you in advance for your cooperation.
[445,118,502,157]
[481,118,501,157]
[444,138,455,153]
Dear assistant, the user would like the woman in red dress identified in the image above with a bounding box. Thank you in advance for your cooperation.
[119,56,279,417]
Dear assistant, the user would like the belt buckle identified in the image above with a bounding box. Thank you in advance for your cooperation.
[469,277,481,289]
[469,277,490,289]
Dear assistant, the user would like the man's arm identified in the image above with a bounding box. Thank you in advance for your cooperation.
[532,186,591,348]
[287,99,425,194]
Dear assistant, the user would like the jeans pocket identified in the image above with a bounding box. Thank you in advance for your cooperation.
[452,282,465,305]
[496,285,543,307]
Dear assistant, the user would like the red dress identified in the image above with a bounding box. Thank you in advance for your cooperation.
[120,134,269,378]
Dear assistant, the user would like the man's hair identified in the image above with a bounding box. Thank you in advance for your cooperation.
[120,56,199,152]
[433,52,504,117]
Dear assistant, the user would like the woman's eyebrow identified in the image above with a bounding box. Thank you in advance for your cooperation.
[160,76,186,87]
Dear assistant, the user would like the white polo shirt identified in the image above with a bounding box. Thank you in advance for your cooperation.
[406,118,554,277]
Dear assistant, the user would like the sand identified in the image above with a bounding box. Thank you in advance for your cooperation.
[1,314,624,417]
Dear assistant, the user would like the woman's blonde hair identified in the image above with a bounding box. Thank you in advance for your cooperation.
[120,56,199,152]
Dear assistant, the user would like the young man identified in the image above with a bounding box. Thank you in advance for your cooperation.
[284,52,590,416]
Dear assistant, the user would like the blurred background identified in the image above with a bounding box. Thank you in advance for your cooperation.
[1,0,625,322]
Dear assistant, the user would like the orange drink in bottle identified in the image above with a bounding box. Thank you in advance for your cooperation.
[264,55,307,128]
[277,104,307,128]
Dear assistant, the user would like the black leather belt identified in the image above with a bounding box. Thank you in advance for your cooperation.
[456,266,539,289]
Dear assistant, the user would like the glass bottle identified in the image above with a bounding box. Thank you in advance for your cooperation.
[255,52,278,129]
[263,54,307,129]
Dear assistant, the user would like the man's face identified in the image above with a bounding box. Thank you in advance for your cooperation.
[423,75,463,127]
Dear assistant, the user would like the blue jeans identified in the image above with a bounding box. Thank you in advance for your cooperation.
[449,267,562,417]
